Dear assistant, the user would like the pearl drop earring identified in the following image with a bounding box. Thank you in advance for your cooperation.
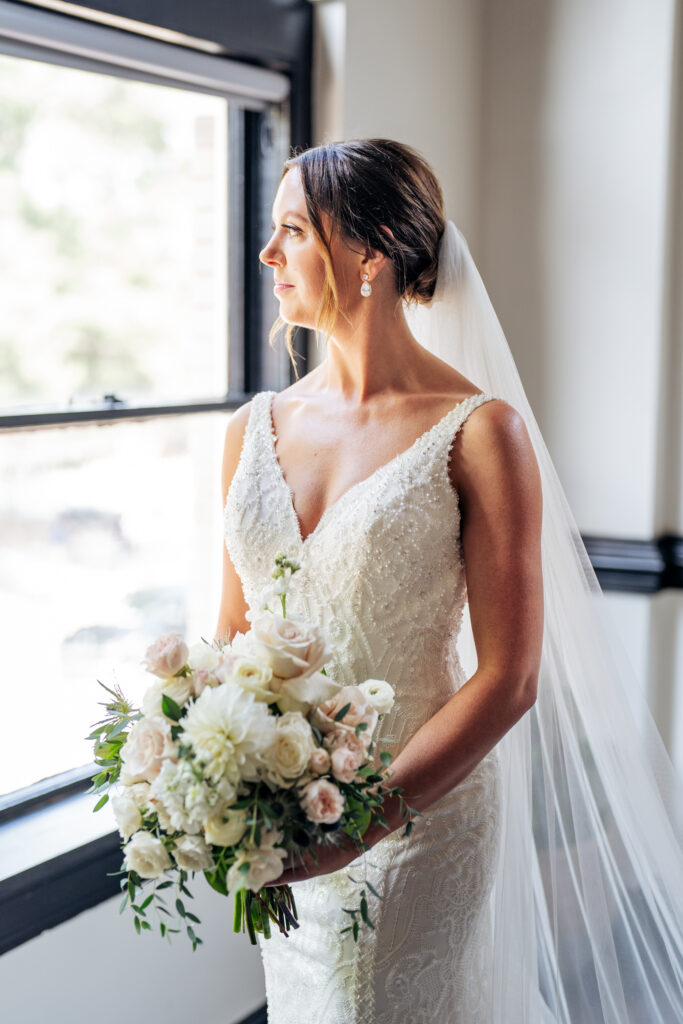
[360,273,372,297]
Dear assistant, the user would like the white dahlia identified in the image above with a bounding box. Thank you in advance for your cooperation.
[181,683,276,787]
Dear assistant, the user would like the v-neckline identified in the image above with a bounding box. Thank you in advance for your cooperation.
[264,389,486,548]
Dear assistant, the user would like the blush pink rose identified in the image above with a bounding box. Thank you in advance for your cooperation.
[330,745,363,784]
[249,613,332,679]
[143,634,189,678]
[324,727,369,759]
[300,778,345,825]
[312,685,379,739]
[308,748,331,775]
[120,716,175,783]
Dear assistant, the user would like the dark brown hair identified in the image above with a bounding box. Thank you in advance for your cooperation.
[267,138,446,371]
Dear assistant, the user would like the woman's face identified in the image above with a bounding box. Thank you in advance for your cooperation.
[259,165,358,329]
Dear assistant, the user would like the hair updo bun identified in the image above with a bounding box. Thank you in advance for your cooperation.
[268,138,446,369]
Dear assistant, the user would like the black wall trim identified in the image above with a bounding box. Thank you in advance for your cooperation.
[0,831,122,955]
[584,533,683,593]
[239,1006,267,1024]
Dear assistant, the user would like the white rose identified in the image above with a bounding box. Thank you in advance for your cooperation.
[266,712,317,788]
[123,831,171,878]
[188,641,222,672]
[110,790,143,839]
[300,778,345,825]
[172,835,213,872]
[120,716,176,783]
[279,670,342,708]
[204,808,249,847]
[213,648,242,683]
[143,633,189,678]
[230,657,278,703]
[142,675,194,717]
[358,678,395,716]
[249,613,332,679]
[226,831,287,893]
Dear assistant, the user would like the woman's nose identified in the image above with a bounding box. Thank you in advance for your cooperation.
[259,238,281,266]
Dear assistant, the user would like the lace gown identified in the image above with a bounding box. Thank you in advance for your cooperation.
[224,390,503,1023]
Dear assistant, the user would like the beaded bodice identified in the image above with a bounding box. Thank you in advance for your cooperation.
[224,389,500,758]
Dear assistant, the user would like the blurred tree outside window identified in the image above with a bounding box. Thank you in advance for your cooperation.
[0,53,233,795]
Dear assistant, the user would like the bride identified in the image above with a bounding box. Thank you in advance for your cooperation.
[217,139,683,1022]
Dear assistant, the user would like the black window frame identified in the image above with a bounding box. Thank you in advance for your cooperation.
[0,0,312,954]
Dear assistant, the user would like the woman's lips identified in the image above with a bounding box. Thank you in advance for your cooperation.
[274,283,294,293]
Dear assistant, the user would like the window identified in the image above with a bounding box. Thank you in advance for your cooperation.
[0,2,294,803]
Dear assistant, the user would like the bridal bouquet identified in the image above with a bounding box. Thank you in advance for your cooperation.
[88,554,415,951]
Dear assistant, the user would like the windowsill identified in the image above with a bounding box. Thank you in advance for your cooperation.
[0,790,116,882]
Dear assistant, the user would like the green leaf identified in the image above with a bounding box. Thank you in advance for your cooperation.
[156,880,173,890]
[352,921,359,942]
[161,693,183,721]
[134,916,141,935]
[334,702,351,723]
[379,751,392,766]
[175,898,186,918]
[186,911,200,924]
[139,893,154,911]
[119,893,129,915]
[92,793,109,812]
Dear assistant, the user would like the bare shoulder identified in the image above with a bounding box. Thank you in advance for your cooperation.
[221,398,255,498]
[451,397,542,515]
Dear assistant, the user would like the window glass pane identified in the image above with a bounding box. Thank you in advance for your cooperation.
[0,413,228,795]
[0,54,229,412]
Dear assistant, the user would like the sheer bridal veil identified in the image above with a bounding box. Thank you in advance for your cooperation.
[404,221,683,1022]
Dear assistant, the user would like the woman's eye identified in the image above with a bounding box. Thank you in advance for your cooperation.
[285,225,300,236]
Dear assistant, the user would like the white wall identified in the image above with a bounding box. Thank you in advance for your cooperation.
[0,880,265,1024]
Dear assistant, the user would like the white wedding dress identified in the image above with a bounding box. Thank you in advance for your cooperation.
[224,389,505,1023]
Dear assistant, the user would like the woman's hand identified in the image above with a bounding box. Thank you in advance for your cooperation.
[267,832,361,886]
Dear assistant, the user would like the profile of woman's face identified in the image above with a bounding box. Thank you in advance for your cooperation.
[259,165,359,330]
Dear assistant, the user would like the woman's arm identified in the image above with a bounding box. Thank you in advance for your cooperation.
[277,399,544,880]
[215,402,253,644]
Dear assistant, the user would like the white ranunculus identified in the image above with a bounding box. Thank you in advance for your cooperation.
[266,712,317,789]
[149,759,234,835]
[181,684,276,787]
[120,716,176,784]
[143,633,189,678]
[172,835,213,872]
[249,613,332,680]
[204,808,249,847]
[188,641,222,673]
[226,830,287,893]
[123,831,171,878]
[358,678,395,716]
[142,675,194,718]
[110,783,150,840]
